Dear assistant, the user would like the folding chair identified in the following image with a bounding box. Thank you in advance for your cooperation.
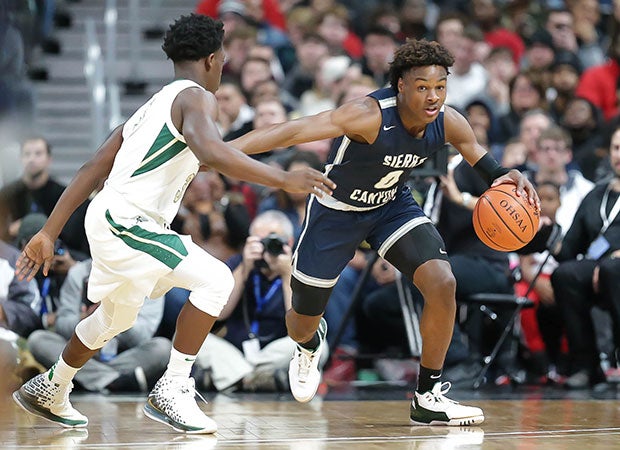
[461,249,555,389]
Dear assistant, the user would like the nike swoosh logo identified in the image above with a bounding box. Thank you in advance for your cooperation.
[383,125,396,131]
[439,248,447,254]
[430,374,442,379]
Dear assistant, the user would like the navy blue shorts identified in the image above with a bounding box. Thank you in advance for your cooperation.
[292,186,434,288]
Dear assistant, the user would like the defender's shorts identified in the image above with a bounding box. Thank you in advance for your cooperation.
[84,188,228,307]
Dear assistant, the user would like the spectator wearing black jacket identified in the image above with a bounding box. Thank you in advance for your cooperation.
[0,137,89,259]
[551,125,620,389]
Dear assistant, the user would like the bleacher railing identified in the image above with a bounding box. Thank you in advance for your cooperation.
[83,18,106,151]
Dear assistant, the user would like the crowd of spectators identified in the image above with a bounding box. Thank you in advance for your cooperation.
[3,0,620,398]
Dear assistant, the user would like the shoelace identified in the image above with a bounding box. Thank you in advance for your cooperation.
[429,381,458,405]
[172,377,209,409]
[296,348,314,380]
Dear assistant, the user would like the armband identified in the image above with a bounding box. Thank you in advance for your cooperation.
[473,153,510,186]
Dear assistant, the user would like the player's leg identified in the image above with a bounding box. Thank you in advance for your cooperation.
[287,198,367,402]
[286,279,331,402]
[143,240,234,434]
[382,223,484,425]
[14,298,142,427]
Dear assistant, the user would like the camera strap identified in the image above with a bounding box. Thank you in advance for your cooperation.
[249,273,282,336]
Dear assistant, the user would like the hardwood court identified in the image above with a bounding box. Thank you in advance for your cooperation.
[2,393,620,449]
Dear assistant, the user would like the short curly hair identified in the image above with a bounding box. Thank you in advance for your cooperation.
[389,39,455,90]
[162,14,225,63]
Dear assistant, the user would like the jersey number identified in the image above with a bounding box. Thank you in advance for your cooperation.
[373,170,404,189]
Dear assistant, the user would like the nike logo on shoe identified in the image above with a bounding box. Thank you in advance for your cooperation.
[383,125,396,131]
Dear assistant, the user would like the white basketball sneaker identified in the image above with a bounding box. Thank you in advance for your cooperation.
[13,373,88,427]
[410,382,484,426]
[143,375,217,434]
[289,317,327,403]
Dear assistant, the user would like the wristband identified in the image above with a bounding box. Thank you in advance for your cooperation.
[473,153,510,186]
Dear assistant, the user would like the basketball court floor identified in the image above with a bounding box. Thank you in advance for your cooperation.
[2,384,620,449]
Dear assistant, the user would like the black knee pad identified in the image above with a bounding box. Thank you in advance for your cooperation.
[383,222,449,280]
[291,277,332,316]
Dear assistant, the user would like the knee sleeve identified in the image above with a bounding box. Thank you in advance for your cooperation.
[75,299,141,350]
[384,223,449,280]
[291,277,332,316]
[188,262,235,317]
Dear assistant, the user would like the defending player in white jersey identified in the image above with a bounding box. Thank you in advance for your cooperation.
[12,14,334,434]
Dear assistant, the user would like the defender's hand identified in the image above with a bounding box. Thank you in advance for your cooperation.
[283,168,336,198]
[492,169,540,211]
[15,231,55,281]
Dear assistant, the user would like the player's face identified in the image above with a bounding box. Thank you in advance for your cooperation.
[397,65,447,124]
[209,48,227,90]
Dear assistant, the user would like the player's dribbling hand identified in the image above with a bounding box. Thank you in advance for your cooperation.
[15,231,55,281]
[492,169,540,212]
[284,168,336,198]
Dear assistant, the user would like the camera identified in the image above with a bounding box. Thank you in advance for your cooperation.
[255,233,287,269]
[260,233,286,256]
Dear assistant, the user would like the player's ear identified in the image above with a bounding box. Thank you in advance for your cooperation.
[397,77,403,93]
[205,53,215,70]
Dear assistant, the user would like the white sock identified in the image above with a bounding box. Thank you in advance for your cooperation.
[166,347,196,379]
[49,355,80,385]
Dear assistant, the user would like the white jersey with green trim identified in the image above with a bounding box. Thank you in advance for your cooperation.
[104,79,203,226]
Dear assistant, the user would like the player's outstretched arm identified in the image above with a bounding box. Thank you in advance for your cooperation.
[176,88,336,196]
[444,106,540,210]
[229,97,381,155]
[16,125,124,280]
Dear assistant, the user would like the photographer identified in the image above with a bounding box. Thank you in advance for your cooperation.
[194,210,327,392]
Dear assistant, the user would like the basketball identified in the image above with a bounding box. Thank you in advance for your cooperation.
[473,183,540,252]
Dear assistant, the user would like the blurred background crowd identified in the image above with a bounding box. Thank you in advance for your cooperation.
[2,0,620,404]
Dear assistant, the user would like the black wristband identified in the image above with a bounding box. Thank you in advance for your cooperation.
[473,153,510,186]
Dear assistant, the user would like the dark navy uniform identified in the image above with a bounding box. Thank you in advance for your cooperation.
[293,87,449,299]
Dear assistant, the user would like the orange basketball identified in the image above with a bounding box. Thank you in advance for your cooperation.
[473,183,540,252]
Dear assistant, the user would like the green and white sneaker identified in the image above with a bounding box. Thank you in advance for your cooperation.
[289,317,327,403]
[143,375,217,434]
[13,373,88,427]
[410,382,484,426]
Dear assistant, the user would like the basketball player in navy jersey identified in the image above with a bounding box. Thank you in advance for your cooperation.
[231,39,539,425]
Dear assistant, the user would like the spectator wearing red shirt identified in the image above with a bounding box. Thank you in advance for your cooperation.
[471,0,524,66]
[196,0,286,30]
[575,55,620,122]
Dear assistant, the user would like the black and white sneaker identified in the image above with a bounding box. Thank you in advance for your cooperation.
[13,373,88,427]
[410,381,484,426]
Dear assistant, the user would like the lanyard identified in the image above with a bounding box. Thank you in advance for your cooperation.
[599,185,620,235]
[250,274,282,336]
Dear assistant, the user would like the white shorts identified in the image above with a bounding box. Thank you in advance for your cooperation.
[84,188,228,307]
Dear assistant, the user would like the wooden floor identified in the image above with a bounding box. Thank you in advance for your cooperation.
[2,392,620,449]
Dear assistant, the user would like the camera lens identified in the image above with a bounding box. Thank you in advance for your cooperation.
[260,233,285,256]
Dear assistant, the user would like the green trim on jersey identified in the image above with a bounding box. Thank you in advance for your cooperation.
[131,123,187,177]
[105,210,188,269]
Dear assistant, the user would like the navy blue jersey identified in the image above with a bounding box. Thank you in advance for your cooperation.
[320,87,446,211]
